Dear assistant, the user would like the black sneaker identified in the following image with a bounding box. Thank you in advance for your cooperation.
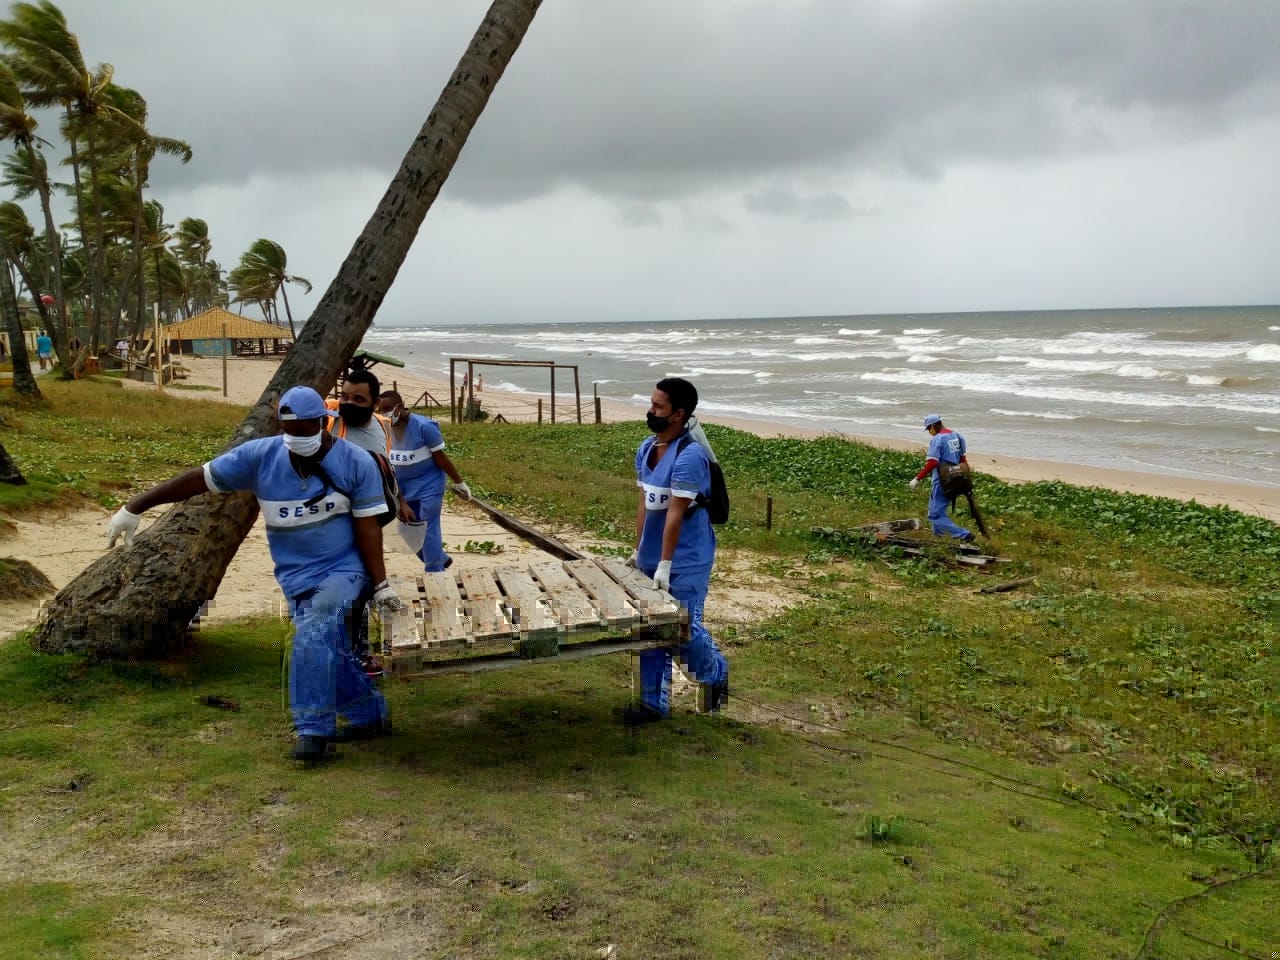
[701,680,730,713]
[334,716,393,742]
[291,735,330,765]
[620,703,665,727]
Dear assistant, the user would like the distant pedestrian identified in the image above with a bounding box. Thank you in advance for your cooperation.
[475,373,483,393]
[115,339,129,364]
[909,413,974,541]
[35,330,52,371]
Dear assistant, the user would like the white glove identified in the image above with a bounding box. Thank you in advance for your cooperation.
[372,581,402,613]
[625,549,640,568]
[909,478,920,491]
[452,481,472,500]
[653,560,672,592]
[106,506,141,547]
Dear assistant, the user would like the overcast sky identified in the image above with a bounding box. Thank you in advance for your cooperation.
[27,0,1280,326]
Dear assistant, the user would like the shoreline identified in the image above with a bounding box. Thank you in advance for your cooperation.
[138,356,1280,523]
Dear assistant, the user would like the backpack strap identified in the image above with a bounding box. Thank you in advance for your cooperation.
[674,432,711,514]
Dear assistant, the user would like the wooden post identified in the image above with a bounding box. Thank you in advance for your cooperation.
[221,322,228,398]
[549,365,556,424]
[449,360,457,423]
[573,364,581,424]
[766,497,773,531]
[537,398,543,424]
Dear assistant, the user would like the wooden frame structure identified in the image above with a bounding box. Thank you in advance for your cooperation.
[381,557,687,686]
[448,357,582,424]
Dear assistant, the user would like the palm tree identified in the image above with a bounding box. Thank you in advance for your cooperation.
[0,199,54,341]
[34,0,544,657]
[99,83,190,341]
[0,1,115,354]
[228,238,310,338]
[0,246,39,397]
[0,58,67,367]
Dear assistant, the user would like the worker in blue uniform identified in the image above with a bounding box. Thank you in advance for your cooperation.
[105,385,400,765]
[625,377,729,724]
[910,413,974,541]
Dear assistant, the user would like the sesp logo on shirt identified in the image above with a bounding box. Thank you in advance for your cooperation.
[642,482,672,511]
[260,494,352,528]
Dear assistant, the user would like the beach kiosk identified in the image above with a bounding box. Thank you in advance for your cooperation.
[145,307,293,358]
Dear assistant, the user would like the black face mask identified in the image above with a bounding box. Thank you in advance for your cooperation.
[339,402,374,427]
[646,413,671,433]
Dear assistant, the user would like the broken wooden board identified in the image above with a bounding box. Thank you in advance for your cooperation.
[564,558,641,629]
[531,562,605,631]
[492,565,560,638]
[417,571,473,648]
[457,567,514,642]
[595,556,684,626]
[857,518,921,534]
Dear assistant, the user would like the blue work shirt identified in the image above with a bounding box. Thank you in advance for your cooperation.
[386,413,448,503]
[635,433,716,572]
[204,436,384,598]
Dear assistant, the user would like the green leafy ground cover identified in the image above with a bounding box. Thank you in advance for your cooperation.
[0,384,1276,958]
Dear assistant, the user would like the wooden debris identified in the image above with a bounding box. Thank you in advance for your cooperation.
[857,518,921,534]
[978,577,1037,594]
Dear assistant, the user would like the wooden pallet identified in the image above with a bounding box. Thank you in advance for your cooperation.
[381,557,687,677]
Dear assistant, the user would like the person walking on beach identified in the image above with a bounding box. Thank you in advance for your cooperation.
[475,373,483,393]
[910,413,974,541]
[104,385,400,765]
[35,330,52,371]
[624,377,729,724]
[376,390,472,573]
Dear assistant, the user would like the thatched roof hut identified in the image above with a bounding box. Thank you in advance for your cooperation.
[145,307,293,357]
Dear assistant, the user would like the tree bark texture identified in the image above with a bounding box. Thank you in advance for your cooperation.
[1,258,39,397]
[0,440,27,484]
[32,0,543,658]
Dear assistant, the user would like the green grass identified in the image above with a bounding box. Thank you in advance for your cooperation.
[0,385,1276,957]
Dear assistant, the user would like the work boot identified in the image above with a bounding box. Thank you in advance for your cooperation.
[620,703,665,727]
[334,715,393,742]
[700,680,730,713]
[291,735,330,766]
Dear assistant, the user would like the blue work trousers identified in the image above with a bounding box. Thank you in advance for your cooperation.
[637,563,728,716]
[928,478,972,539]
[410,494,451,572]
[288,571,388,737]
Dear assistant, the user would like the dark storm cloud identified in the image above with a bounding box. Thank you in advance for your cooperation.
[46,0,1280,204]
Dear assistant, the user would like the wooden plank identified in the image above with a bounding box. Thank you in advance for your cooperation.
[857,518,921,534]
[465,496,586,561]
[382,574,422,652]
[564,559,640,629]
[458,567,515,642]
[390,630,677,678]
[595,557,683,626]
[530,562,605,633]
[492,565,561,642]
[417,571,471,648]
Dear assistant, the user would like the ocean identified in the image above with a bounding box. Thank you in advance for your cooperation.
[359,305,1280,488]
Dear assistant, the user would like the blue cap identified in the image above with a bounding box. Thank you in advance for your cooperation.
[278,385,327,421]
[923,413,942,430]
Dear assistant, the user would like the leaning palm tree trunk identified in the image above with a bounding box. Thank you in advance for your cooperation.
[0,258,39,397]
[33,0,543,657]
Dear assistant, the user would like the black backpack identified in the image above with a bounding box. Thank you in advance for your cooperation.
[304,450,400,527]
[676,434,730,525]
